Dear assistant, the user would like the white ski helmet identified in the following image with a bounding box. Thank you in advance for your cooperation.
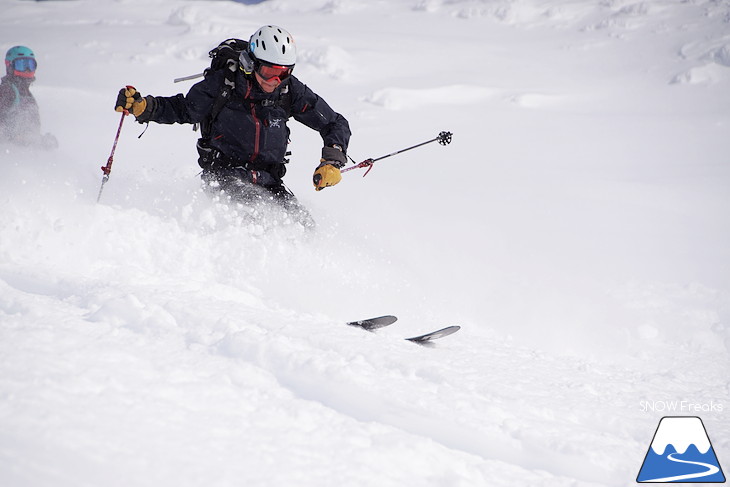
[249,25,296,67]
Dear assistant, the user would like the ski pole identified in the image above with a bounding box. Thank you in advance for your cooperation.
[97,95,131,203]
[174,72,204,83]
[342,131,452,177]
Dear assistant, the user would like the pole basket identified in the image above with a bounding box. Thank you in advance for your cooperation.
[437,131,452,145]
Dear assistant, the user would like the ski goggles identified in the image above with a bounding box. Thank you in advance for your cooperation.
[256,62,292,82]
[12,57,37,73]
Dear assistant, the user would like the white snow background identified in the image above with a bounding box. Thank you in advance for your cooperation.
[1,0,729,485]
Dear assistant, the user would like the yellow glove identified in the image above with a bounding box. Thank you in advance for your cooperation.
[115,86,148,118]
[313,162,342,191]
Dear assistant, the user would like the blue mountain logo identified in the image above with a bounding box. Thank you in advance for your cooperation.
[637,416,725,483]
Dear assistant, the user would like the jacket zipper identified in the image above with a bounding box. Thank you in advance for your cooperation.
[243,80,261,163]
[250,104,261,162]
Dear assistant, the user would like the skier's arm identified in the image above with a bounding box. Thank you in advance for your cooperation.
[114,73,221,125]
[289,77,351,152]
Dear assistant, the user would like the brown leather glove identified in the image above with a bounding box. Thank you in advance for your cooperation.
[115,86,152,121]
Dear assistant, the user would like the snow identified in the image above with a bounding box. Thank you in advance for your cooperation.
[1,0,729,485]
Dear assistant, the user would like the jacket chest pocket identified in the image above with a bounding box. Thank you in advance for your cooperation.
[260,108,289,147]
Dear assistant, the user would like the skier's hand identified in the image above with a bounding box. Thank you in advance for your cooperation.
[313,163,342,191]
[313,145,347,191]
[115,86,151,120]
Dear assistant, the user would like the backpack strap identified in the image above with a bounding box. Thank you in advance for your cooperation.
[277,82,292,118]
[199,59,238,137]
[256,80,291,116]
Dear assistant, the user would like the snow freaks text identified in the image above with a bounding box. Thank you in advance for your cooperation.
[639,400,724,413]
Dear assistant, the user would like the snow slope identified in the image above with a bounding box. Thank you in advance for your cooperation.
[1,0,729,485]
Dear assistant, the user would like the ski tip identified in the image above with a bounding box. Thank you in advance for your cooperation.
[346,315,398,331]
[406,325,461,344]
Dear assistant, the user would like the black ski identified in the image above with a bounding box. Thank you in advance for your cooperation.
[406,325,461,344]
[346,315,398,331]
[346,316,460,344]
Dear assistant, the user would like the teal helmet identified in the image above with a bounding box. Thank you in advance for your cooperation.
[5,45,37,78]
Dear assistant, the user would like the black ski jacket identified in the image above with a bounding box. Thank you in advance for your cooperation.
[144,69,350,171]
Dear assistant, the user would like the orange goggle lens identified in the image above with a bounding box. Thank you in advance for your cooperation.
[257,63,292,81]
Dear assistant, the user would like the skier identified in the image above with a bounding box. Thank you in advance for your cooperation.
[0,45,57,149]
[114,25,350,227]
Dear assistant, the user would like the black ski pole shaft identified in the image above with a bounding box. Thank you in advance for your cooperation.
[342,131,452,176]
[97,109,127,203]
[371,132,449,162]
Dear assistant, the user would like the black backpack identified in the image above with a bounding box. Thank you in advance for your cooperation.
[207,38,254,74]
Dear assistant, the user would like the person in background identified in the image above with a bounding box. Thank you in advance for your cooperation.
[0,45,57,149]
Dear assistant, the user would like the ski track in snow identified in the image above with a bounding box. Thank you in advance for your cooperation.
[2,0,730,486]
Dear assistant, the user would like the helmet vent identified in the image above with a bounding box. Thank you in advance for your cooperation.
[250,25,296,65]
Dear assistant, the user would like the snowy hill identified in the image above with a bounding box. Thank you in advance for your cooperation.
[1,0,729,485]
